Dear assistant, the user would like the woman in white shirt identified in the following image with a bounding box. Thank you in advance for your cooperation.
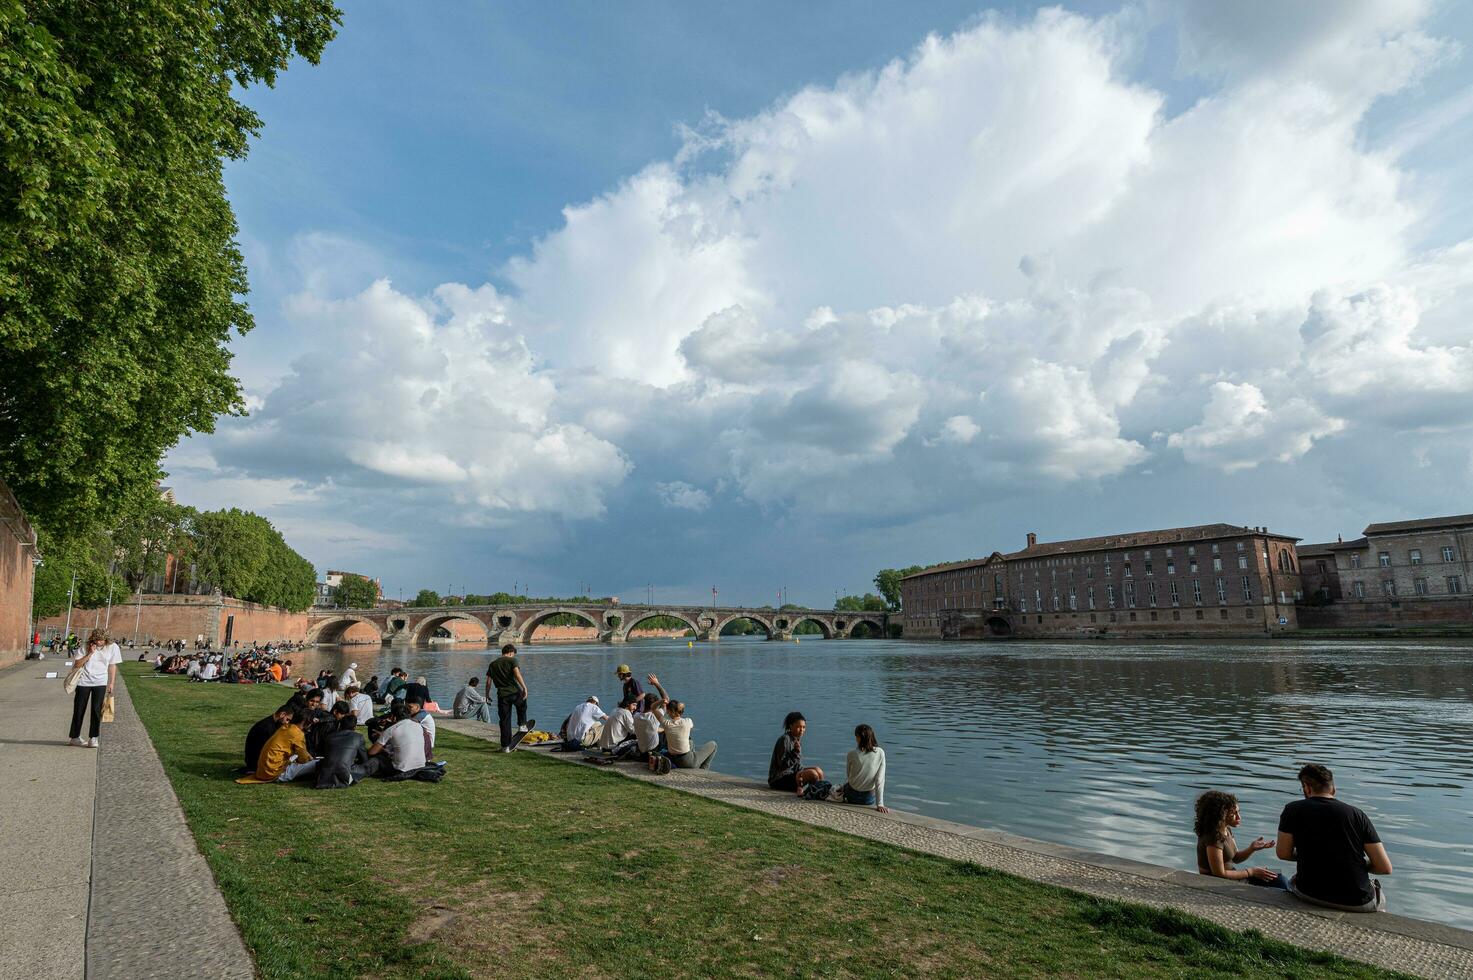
[841,724,888,813]
[68,629,121,748]
[659,700,717,770]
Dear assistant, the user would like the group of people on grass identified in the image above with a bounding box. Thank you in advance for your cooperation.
[1194,764,1392,912]
[237,671,447,788]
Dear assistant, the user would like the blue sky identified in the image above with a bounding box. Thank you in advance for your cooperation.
[167,1,1473,603]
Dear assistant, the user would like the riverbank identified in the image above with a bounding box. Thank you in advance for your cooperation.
[121,664,1428,979]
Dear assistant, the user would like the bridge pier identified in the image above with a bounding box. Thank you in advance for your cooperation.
[601,630,626,644]
[769,629,792,641]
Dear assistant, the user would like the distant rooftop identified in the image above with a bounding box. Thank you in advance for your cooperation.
[1363,514,1473,536]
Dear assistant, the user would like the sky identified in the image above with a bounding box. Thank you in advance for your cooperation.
[165,0,1473,606]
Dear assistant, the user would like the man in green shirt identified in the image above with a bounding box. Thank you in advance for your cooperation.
[486,643,531,751]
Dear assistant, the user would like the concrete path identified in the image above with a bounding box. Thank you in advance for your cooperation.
[443,718,1473,980]
[0,659,252,980]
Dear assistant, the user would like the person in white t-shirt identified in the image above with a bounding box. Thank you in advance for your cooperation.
[598,696,638,752]
[405,697,436,759]
[68,629,121,747]
[368,707,427,775]
[561,696,606,751]
[198,660,219,681]
[346,685,373,725]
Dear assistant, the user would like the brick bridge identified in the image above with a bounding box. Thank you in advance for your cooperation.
[306,603,891,646]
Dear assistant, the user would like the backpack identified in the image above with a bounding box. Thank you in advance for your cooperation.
[802,779,834,801]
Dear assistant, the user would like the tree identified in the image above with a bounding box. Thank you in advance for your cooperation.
[0,1,340,541]
[410,589,441,608]
[331,573,378,609]
[112,494,192,592]
[837,593,888,612]
[874,567,924,610]
[30,527,128,619]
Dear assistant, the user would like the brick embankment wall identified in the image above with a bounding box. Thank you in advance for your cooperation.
[0,480,39,667]
[1296,600,1473,629]
[36,595,308,647]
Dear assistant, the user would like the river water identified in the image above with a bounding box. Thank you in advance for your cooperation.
[296,636,1473,929]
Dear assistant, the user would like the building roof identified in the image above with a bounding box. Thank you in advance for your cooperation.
[1296,541,1340,556]
[1002,523,1297,561]
[902,523,1298,580]
[1326,537,1368,551]
[1363,514,1473,536]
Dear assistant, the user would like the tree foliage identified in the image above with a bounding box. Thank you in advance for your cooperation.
[0,0,340,540]
[331,573,378,610]
[836,593,887,612]
[409,589,441,608]
[874,567,924,610]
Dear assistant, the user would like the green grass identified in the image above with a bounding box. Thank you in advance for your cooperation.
[123,663,1403,979]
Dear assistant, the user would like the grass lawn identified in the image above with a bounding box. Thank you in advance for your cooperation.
[123,663,1402,979]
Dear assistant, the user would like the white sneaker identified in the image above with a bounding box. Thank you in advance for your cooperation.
[69,737,85,747]
[87,737,98,748]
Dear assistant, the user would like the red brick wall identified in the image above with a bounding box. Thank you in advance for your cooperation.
[36,594,309,647]
[1297,599,1473,629]
[0,480,39,667]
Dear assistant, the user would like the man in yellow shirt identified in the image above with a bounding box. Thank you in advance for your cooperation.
[236,709,315,783]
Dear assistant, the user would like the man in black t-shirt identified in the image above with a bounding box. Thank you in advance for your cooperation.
[1277,764,1392,911]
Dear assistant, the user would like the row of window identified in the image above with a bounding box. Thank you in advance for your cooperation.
[1350,576,1463,598]
[1349,546,1458,569]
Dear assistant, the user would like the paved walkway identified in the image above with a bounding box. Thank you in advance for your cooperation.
[444,718,1473,979]
[0,659,252,980]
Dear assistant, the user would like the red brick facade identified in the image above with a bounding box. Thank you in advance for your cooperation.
[902,523,1303,639]
[36,594,308,648]
[0,479,40,667]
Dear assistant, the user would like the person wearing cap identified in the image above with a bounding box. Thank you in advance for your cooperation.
[561,696,607,751]
[339,662,359,691]
[616,665,643,703]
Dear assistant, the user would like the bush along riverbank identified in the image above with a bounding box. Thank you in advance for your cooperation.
[124,663,1403,979]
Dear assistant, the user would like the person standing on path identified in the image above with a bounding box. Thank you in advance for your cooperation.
[487,643,531,751]
[68,628,120,748]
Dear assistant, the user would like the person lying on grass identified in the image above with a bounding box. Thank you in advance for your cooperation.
[768,712,824,796]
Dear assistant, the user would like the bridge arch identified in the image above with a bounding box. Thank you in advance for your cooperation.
[842,615,886,638]
[521,607,602,642]
[714,612,775,638]
[410,612,491,645]
[789,616,834,639]
[621,610,703,641]
[307,616,384,645]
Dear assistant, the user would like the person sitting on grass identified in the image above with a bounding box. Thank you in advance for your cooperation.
[236,708,315,784]
[768,711,824,796]
[406,697,437,760]
[598,695,639,754]
[453,677,494,723]
[368,703,426,778]
[1277,764,1392,912]
[560,696,606,752]
[383,668,408,704]
[242,704,293,773]
[655,694,717,770]
[404,675,431,709]
[841,724,889,812]
[1194,791,1286,889]
[363,675,381,702]
[315,715,373,789]
[347,684,374,726]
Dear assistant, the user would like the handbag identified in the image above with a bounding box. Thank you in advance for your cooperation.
[63,659,85,695]
[101,694,116,723]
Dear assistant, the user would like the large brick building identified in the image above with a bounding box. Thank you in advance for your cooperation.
[0,477,40,666]
[901,523,1303,639]
[1295,514,1472,629]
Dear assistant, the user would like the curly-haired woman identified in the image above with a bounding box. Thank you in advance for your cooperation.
[1194,790,1288,889]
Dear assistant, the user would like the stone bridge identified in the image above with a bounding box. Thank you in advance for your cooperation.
[305,603,890,646]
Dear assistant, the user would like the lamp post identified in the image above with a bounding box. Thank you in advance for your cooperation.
[62,569,77,647]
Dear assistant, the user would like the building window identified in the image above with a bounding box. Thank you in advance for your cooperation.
[1147,582,1157,607]
[1169,581,1180,606]
[1085,564,1094,579]
[1220,608,1229,619]
[1245,608,1255,619]
[1192,579,1202,605]
[1448,576,1463,594]
[1382,580,1396,597]
[1144,560,1153,576]
[1195,609,1204,619]
[1215,578,1227,604]
[1129,611,1137,622]
[1443,546,1456,563]
[1211,543,1220,554]
[1187,546,1196,556]
[1379,552,1391,567]
[1106,584,1116,608]
[1350,553,1361,569]
[1189,559,1199,574]
[1410,549,1422,565]
[1237,554,1248,570]
[1414,578,1428,596]
[1124,581,1136,608]
[1087,586,1095,609]
[1241,576,1252,602]
[1068,588,1077,611]
[1123,561,1132,578]
[1212,557,1222,572]
[1353,580,1366,599]
[1103,558,1112,576]
[1051,591,1060,612]
[1034,589,1042,612]
[1172,610,1180,620]
[1166,560,1175,575]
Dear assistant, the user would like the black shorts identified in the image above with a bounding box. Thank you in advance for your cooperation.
[770,772,798,792]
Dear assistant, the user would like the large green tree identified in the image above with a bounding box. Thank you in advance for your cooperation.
[0,0,340,540]
[331,573,378,610]
[874,566,924,610]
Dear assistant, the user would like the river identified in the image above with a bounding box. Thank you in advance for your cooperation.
[293,635,1473,929]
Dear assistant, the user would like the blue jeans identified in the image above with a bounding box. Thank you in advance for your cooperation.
[842,784,876,805]
[1249,871,1291,890]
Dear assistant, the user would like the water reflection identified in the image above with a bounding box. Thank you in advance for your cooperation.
[295,636,1473,928]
